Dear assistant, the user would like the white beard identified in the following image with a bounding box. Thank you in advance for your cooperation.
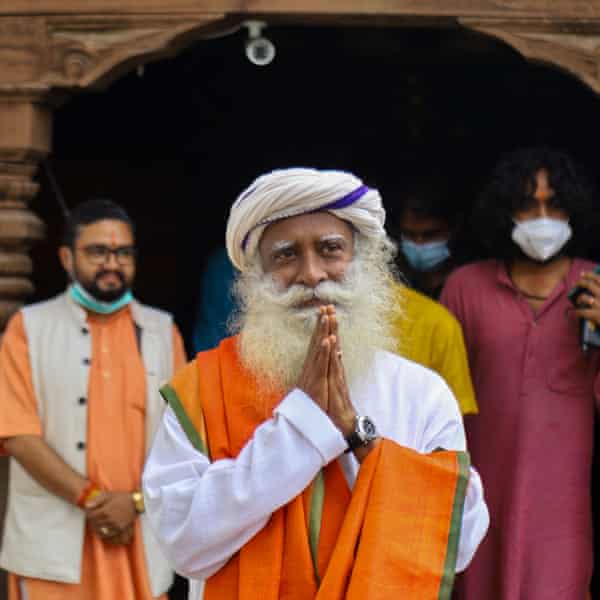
[230,240,397,394]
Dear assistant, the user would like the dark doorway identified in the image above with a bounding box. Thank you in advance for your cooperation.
[34,24,600,347]
[30,24,600,598]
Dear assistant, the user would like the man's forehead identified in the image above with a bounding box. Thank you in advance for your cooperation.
[78,219,133,245]
[400,209,448,228]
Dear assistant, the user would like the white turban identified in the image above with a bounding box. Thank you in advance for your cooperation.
[226,168,386,271]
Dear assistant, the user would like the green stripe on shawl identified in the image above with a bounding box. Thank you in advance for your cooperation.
[308,469,325,583]
[438,451,471,600]
[160,383,208,456]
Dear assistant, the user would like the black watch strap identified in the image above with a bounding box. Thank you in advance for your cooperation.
[344,431,364,453]
[344,416,378,453]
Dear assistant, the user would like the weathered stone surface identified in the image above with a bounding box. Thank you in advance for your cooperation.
[0,102,49,332]
[462,18,600,94]
[0,14,232,92]
[3,1,600,19]
[0,5,599,102]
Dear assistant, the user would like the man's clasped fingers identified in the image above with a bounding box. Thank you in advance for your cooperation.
[297,306,334,411]
[86,491,137,538]
[306,305,327,355]
[326,314,356,437]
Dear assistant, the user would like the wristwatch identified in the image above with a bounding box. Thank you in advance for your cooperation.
[344,415,378,453]
[131,490,145,514]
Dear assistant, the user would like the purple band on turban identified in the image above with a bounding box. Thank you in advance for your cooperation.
[241,184,371,251]
[319,185,370,210]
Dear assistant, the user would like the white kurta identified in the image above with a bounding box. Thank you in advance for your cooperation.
[143,351,489,600]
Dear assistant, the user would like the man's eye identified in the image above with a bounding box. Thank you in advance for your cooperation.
[274,248,295,261]
[88,246,108,258]
[117,248,135,258]
[323,242,343,253]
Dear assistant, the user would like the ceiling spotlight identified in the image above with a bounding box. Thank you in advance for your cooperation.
[244,21,275,66]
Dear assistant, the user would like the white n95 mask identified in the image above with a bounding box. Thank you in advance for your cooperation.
[511,217,572,262]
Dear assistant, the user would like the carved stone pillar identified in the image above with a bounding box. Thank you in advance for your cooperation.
[0,99,49,331]
[0,97,48,600]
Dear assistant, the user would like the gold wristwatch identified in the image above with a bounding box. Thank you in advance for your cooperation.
[131,490,145,514]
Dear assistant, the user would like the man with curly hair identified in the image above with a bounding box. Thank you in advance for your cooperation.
[441,147,600,599]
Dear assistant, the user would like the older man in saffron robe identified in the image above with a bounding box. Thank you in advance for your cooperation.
[143,168,489,599]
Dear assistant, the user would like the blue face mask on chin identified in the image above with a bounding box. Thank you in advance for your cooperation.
[401,238,451,272]
[70,282,133,315]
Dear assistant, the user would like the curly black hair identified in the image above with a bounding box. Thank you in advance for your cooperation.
[472,146,599,261]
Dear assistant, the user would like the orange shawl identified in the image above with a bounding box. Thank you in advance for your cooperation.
[161,336,469,599]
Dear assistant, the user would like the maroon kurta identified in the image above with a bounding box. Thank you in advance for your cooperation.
[441,258,600,600]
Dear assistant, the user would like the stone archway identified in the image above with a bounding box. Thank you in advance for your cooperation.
[0,11,239,329]
[2,2,600,326]
[1,5,600,600]
[461,17,600,97]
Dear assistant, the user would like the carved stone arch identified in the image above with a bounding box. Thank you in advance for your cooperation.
[0,13,245,329]
[4,9,600,331]
[41,14,244,91]
[460,18,600,96]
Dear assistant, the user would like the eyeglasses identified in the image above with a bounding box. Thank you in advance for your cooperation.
[77,244,137,266]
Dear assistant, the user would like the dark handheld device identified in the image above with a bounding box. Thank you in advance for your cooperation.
[568,264,600,352]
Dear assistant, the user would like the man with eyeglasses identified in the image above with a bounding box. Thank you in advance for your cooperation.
[0,198,186,600]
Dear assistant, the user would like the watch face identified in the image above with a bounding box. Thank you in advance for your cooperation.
[358,416,377,440]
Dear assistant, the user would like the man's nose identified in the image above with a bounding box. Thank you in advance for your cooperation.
[104,251,120,269]
[533,204,549,219]
[296,254,327,288]
[532,193,552,218]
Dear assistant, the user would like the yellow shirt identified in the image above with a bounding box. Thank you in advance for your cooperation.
[391,284,478,415]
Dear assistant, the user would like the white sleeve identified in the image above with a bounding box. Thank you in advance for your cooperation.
[142,388,347,580]
[420,379,490,572]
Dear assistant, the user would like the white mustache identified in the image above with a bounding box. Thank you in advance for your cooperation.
[256,275,358,311]
[233,240,398,392]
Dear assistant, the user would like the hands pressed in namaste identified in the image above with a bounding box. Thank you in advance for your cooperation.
[297,305,356,439]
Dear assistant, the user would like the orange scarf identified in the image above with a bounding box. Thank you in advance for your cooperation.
[162,336,469,599]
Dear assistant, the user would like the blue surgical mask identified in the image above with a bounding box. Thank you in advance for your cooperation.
[401,238,451,272]
[70,282,133,315]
